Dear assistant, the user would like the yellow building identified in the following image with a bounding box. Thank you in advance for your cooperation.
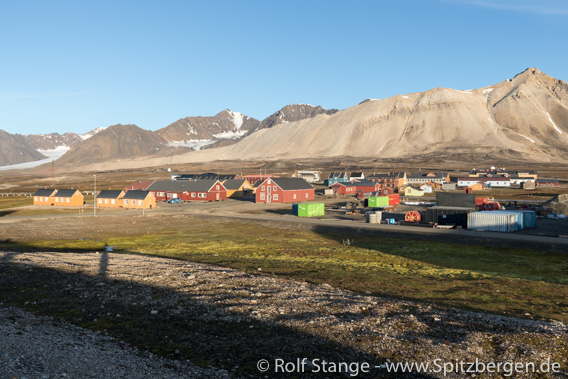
[33,188,57,206]
[403,187,425,197]
[222,179,253,198]
[122,190,156,209]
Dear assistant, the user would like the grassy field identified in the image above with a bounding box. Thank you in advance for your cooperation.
[11,218,568,323]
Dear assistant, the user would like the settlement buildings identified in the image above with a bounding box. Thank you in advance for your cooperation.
[255,178,315,203]
[146,180,227,202]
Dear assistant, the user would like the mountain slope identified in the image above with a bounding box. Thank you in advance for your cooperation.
[55,124,170,166]
[159,68,567,165]
[155,110,260,150]
[0,130,47,166]
[255,104,339,133]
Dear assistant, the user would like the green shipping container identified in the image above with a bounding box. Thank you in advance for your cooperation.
[368,196,389,208]
[293,202,325,217]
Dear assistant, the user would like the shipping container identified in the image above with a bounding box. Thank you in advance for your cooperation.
[292,202,325,217]
[368,196,389,208]
[467,211,521,232]
[492,210,535,229]
[387,194,400,206]
[425,206,474,228]
[514,210,536,228]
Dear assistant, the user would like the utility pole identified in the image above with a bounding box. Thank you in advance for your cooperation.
[93,174,97,216]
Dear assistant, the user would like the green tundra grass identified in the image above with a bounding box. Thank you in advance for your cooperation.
[17,219,568,323]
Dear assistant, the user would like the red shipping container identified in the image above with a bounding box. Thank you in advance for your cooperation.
[388,194,400,205]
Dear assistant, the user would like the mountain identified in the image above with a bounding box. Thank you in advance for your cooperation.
[154,67,566,166]
[24,132,83,150]
[155,110,260,150]
[255,104,340,132]
[55,124,170,166]
[0,130,47,166]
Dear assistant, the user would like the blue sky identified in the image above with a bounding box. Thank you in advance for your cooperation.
[1,0,566,135]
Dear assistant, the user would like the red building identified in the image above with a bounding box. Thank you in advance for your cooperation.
[146,180,227,202]
[255,178,314,203]
[330,180,381,195]
[243,174,278,184]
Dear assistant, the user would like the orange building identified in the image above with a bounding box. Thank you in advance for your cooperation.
[97,190,125,208]
[122,190,156,209]
[33,188,57,206]
[468,182,486,191]
[53,189,84,207]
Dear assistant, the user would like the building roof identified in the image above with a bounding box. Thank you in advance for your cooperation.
[367,172,404,179]
[97,190,124,199]
[33,188,56,197]
[536,179,559,183]
[265,177,314,191]
[408,172,448,179]
[252,180,264,188]
[331,180,377,187]
[55,189,79,198]
[173,173,237,181]
[350,172,364,177]
[125,181,154,191]
[222,179,246,190]
[328,172,347,179]
[123,190,152,200]
[147,179,224,193]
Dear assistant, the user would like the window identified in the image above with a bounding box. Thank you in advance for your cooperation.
[273,186,277,192]
[111,199,115,204]
[34,197,37,202]
[98,199,102,204]
[39,197,43,202]
[138,200,143,206]
[260,193,265,200]
[66,198,70,203]
[305,193,308,198]
[55,198,59,202]
[216,185,219,190]
[191,193,196,197]
[293,194,297,199]
[158,192,164,197]
[273,194,278,200]
[261,186,265,191]
[104,199,108,204]
[267,180,271,184]
[124,200,128,205]
[198,193,206,198]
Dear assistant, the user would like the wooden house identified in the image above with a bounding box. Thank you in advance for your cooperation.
[467,182,486,191]
[330,180,381,195]
[223,179,253,198]
[535,179,559,187]
[53,189,84,207]
[33,188,57,206]
[403,187,425,197]
[407,172,450,185]
[122,190,156,209]
[97,190,125,208]
[366,172,406,190]
[326,172,349,186]
[146,180,227,202]
[255,178,314,203]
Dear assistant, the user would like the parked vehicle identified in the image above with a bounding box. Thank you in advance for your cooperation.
[168,197,181,203]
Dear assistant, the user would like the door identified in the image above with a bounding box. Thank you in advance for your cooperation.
[267,186,271,203]
[216,193,220,201]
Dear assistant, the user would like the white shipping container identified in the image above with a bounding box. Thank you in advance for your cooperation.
[467,211,521,232]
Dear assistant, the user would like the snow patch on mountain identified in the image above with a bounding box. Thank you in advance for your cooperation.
[80,127,107,140]
[166,139,217,150]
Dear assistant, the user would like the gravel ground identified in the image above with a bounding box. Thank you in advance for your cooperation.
[1,251,567,378]
[0,305,229,379]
